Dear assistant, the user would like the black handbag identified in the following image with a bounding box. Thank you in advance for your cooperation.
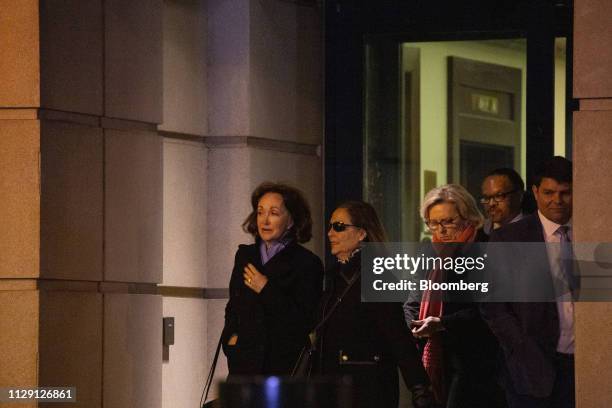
[291,273,360,377]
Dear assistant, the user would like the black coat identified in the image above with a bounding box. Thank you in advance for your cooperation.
[314,254,428,408]
[222,241,324,375]
[404,230,506,408]
[482,214,560,398]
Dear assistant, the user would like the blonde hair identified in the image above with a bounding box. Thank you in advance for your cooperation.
[420,184,484,228]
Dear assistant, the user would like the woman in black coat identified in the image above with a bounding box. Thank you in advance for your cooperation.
[222,182,324,376]
[314,201,432,408]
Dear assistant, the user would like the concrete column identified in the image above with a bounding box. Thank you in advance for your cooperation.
[206,0,324,282]
[0,4,43,406]
[573,0,612,406]
[0,2,163,408]
[159,1,210,406]
[158,0,324,404]
[206,0,324,389]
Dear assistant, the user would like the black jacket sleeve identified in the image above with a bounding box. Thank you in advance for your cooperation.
[367,302,429,387]
[222,246,248,351]
[480,229,530,355]
[440,304,480,331]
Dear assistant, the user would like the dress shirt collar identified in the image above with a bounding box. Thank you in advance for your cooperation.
[509,212,526,224]
[483,211,526,234]
[538,210,572,240]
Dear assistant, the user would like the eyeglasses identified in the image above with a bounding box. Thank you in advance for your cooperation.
[479,189,518,204]
[329,221,361,232]
[426,218,461,231]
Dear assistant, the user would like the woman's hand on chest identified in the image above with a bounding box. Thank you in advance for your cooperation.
[243,263,268,294]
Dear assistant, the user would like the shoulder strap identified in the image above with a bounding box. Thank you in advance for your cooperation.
[200,335,222,407]
[312,272,360,336]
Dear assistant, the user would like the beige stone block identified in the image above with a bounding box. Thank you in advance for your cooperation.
[159,0,207,135]
[574,109,612,407]
[207,0,250,136]
[250,0,298,143]
[573,110,612,242]
[295,5,324,145]
[0,291,38,392]
[103,294,162,408]
[41,122,103,280]
[0,0,39,107]
[0,279,37,291]
[39,291,103,408]
[249,1,323,145]
[575,303,612,407]
[40,0,103,115]
[105,129,163,283]
[161,297,208,408]
[162,139,207,287]
[206,147,252,288]
[574,0,612,98]
[206,146,324,288]
[0,109,38,120]
[0,108,38,120]
[0,120,40,278]
[207,0,323,142]
[105,0,163,123]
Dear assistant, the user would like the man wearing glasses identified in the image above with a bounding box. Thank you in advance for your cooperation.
[480,168,526,235]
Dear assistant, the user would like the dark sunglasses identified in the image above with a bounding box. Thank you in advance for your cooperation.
[328,221,361,232]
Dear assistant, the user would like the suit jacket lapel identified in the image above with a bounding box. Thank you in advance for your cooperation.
[242,243,265,275]
[524,213,546,243]
[526,214,560,325]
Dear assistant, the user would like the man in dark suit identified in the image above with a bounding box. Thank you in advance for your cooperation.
[482,156,575,408]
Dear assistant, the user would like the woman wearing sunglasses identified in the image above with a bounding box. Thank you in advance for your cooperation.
[221,182,324,376]
[313,201,433,408]
[406,184,505,407]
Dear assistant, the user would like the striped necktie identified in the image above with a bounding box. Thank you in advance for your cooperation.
[556,225,579,292]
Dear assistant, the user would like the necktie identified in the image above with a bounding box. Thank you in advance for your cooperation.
[557,225,579,292]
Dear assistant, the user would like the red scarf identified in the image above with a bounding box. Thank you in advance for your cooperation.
[419,224,477,404]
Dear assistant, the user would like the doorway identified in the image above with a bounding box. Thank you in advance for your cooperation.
[449,56,522,200]
[325,0,573,242]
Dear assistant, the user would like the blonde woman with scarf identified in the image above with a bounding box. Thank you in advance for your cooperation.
[408,184,506,408]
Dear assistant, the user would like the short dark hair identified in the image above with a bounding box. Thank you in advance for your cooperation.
[336,200,388,243]
[533,156,572,187]
[486,167,525,192]
[242,182,313,243]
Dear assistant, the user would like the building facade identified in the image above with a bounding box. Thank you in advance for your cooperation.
[0,0,611,407]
